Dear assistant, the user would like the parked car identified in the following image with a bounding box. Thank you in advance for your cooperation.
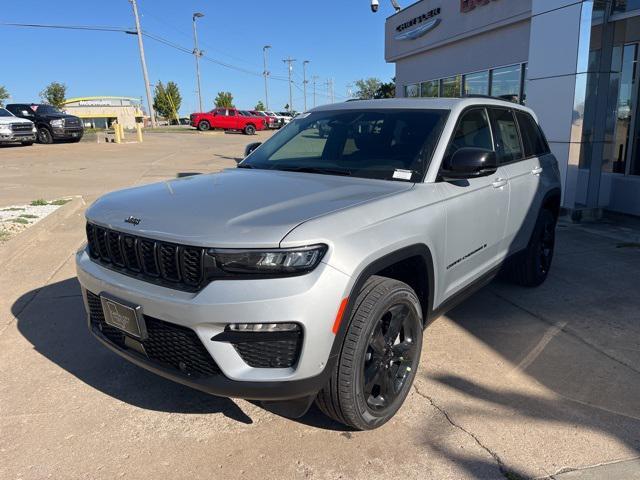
[6,103,84,144]
[77,98,560,430]
[0,107,37,146]
[276,111,294,125]
[250,110,278,129]
[190,108,267,135]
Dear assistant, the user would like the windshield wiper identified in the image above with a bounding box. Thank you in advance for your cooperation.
[274,166,352,176]
[236,163,254,169]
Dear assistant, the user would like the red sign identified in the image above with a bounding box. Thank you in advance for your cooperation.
[461,0,498,13]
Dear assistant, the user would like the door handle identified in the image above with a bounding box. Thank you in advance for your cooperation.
[492,178,507,189]
[531,166,543,176]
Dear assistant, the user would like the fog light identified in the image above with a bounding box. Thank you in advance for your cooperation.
[227,323,299,332]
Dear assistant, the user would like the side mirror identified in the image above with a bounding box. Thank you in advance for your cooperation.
[244,142,262,157]
[441,148,497,180]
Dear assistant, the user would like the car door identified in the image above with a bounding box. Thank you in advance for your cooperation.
[439,107,511,299]
[489,108,541,255]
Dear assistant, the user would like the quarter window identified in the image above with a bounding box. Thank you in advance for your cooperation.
[489,108,523,163]
[445,108,493,164]
[515,111,549,157]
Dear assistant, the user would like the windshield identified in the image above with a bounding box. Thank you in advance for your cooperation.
[35,105,63,115]
[240,109,448,182]
[0,108,13,117]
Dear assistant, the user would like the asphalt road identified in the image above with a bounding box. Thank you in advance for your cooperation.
[1,132,639,480]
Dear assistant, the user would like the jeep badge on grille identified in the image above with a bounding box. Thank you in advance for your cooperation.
[125,216,141,225]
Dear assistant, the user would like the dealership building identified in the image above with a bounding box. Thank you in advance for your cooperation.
[386,0,640,217]
[61,96,145,130]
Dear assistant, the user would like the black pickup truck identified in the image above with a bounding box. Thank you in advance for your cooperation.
[6,103,84,144]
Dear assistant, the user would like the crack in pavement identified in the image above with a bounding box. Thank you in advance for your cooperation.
[413,384,517,480]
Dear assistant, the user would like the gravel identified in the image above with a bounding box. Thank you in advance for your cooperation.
[0,200,68,241]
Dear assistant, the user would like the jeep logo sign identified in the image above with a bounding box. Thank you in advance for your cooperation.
[461,0,499,13]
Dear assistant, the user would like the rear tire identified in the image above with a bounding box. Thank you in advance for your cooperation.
[316,276,423,430]
[244,124,256,135]
[21,142,34,146]
[37,127,53,144]
[507,209,556,287]
[197,120,211,131]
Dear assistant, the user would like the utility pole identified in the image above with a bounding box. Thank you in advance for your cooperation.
[312,75,319,108]
[283,57,296,112]
[192,12,205,113]
[326,79,335,104]
[302,60,310,111]
[346,83,354,98]
[263,45,271,110]
[129,0,156,127]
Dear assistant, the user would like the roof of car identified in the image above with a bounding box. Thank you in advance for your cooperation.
[310,97,534,114]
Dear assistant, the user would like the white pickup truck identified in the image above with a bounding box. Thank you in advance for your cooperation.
[0,107,36,146]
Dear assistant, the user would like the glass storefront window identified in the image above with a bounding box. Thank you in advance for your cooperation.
[491,64,522,103]
[463,71,489,96]
[404,84,420,98]
[421,80,439,97]
[440,75,461,97]
[613,0,640,14]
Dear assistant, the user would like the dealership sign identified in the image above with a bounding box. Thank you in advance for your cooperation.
[394,7,441,41]
[461,0,499,13]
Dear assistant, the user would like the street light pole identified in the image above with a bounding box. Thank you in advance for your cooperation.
[129,0,156,127]
[312,75,319,108]
[263,45,271,110]
[192,12,205,113]
[283,57,296,112]
[303,60,310,111]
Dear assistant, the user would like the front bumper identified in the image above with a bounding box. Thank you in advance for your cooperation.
[76,248,351,400]
[0,132,36,143]
[52,127,83,140]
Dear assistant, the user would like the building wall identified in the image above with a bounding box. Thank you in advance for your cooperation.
[64,105,143,129]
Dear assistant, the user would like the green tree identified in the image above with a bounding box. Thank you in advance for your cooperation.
[254,100,266,111]
[375,79,396,99]
[214,91,234,108]
[153,81,182,121]
[0,85,9,107]
[39,82,67,109]
[354,78,382,100]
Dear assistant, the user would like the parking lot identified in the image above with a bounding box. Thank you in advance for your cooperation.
[1,132,639,480]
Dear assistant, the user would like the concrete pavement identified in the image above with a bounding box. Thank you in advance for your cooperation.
[1,133,639,479]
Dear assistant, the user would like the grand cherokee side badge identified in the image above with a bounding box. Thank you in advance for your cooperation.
[125,216,141,225]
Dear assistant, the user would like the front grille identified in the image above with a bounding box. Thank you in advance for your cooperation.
[65,117,81,127]
[11,123,33,133]
[232,332,303,368]
[86,223,205,291]
[86,291,220,377]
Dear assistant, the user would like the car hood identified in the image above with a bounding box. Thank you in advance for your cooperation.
[86,168,413,248]
[0,116,32,125]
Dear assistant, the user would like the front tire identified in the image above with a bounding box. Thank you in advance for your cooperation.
[316,276,423,430]
[37,127,53,144]
[244,124,256,135]
[197,120,211,131]
[21,141,34,146]
[508,209,556,287]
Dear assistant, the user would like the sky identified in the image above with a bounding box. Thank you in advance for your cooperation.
[0,0,397,115]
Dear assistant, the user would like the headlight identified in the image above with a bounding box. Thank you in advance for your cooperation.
[206,245,327,276]
[0,125,10,133]
[50,119,65,128]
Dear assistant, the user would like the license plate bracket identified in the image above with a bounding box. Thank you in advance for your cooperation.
[100,294,147,340]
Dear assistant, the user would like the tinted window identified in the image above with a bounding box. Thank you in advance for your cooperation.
[0,108,13,117]
[446,108,493,162]
[241,109,449,182]
[489,108,523,163]
[515,111,548,157]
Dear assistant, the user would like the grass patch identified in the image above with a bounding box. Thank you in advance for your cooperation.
[19,214,38,219]
[1,207,25,212]
[0,230,10,242]
[30,199,48,206]
[50,198,71,206]
[10,218,30,225]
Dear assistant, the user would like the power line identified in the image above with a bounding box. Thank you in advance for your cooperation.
[0,21,135,33]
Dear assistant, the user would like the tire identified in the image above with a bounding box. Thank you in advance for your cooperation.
[316,276,423,430]
[37,127,53,144]
[21,142,34,146]
[197,120,211,131]
[244,124,256,135]
[507,209,556,287]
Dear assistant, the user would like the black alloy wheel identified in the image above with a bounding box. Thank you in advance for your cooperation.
[37,127,53,144]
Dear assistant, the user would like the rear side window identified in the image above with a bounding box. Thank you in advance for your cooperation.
[488,108,523,164]
[445,108,493,163]
[515,111,549,157]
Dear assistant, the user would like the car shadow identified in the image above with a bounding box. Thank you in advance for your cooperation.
[12,277,253,424]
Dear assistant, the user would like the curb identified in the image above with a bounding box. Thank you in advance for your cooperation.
[0,196,85,268]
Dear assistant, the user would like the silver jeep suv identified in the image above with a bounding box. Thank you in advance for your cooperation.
[76,98,561,430]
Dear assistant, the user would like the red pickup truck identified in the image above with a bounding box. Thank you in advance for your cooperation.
[190,108,267,135]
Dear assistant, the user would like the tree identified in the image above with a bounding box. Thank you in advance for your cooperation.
[0,85,9,107]
[255,100,265,111]
[214,91,234,108]
[354,78,382,100]
[375,79,396,99]
[40,82,67,109]
[153,81,182,121]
